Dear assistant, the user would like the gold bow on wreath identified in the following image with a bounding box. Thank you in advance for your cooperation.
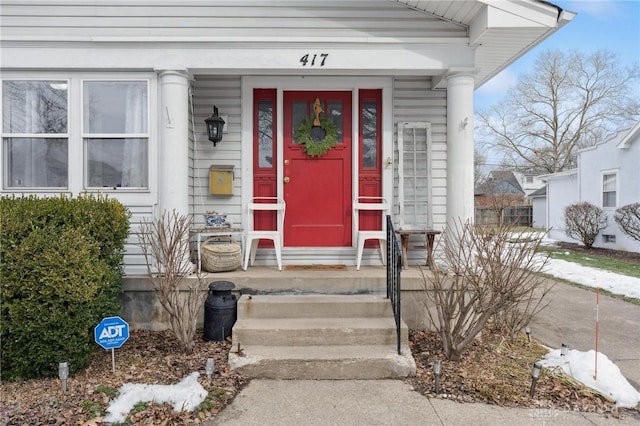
[295,97,338,158]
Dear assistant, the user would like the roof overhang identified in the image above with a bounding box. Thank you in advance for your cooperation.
[538,169,578,182]
[392,0,576,88]
[617,122,640,149]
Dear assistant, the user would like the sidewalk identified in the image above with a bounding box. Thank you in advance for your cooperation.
[209,279,640,425]
[210,380,640,425]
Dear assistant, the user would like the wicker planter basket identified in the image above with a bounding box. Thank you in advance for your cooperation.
[201,236,241,272]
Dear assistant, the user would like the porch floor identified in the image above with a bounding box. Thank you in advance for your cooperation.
[193,265,429,295]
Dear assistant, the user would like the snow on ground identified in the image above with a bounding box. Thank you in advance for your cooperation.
[543,257,640,299]
[103,372,207,423]
[540,348,640,408]
[525,235,640,300]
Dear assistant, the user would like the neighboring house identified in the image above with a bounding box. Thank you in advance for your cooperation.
[1,1,574,277]
[540,122,640,252]
[474,170,531,226]
[528,186,547,228]
[517,172,546,197]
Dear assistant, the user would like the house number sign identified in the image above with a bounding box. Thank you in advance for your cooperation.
[300,53,329,67]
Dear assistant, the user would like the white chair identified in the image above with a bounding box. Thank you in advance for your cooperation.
[243,197,286,271]
[353,196,389,270]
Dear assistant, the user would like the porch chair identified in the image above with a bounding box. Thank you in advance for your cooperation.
[353,196,389,270]
[243,197,286,271]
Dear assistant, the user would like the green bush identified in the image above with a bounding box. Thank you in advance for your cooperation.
[1,194,130,380]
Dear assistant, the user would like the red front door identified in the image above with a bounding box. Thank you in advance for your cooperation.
[283,91,353,247]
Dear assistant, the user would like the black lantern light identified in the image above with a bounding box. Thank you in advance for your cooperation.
[204,106,225,146]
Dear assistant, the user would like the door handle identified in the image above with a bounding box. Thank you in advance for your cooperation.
[284,176,291,183]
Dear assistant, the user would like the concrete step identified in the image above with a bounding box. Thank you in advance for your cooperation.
[237,294,393,319]
[232,317,407,346]
[228,344,416,379]
[228,294,416,379]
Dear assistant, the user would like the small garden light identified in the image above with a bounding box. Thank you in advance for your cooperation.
[205,358,215,381]
[529,362,542,397]
[434,359,442,394]
[561,343,569,356]
[525,325,531,343]
[58,361,69,393]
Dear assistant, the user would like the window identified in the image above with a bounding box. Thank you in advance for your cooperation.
[397,121,432,229]
[83,81,148,188]
[603,234,616,243]
[602,172,617,208]
[2,80,69,188]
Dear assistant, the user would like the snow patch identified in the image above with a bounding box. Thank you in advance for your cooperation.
[540,349,640,408]
[103,372,207,423]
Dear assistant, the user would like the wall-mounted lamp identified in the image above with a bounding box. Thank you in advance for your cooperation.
[204,106,226,146]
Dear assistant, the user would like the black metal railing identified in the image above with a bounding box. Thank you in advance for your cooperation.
[385,215,402,355]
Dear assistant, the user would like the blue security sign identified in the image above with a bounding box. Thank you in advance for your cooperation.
[94,316,129,350]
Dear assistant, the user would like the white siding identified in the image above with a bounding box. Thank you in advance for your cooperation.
[124,204,156,276]
[546,173,579,243]
[393,77,446,226]
[393,76,447,264]
[577,130,640,252]
[0,1,466,40]
[531,196,546,229]
[190,76,243,228]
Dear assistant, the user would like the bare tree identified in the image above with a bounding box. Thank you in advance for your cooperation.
[423,221,550,361]
[475,171,527,226]
[138,210,207,354]
[474,148,487,189]
[478,49,640,174]
[564,202,607,249]
[615,203,640,242]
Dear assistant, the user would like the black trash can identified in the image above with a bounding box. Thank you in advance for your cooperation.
[203,281,237,341]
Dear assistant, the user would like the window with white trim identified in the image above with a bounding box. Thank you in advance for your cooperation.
[83,80,149,189]
[2,77,150,191]
[602,172,617,208]
[2,80,69,188]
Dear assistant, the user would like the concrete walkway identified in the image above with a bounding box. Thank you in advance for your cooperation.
[531,279,640,390]
[211,380,640,425]
[208,280,640,426]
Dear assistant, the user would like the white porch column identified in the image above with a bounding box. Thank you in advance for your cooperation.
[158,70,190,216]
[446,73,475,226]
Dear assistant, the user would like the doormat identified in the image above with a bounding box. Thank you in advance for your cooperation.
[285,264,348,271]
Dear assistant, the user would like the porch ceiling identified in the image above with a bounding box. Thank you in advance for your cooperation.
[392,0,576,88]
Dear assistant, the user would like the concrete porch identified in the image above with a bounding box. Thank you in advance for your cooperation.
[120,266,434,332]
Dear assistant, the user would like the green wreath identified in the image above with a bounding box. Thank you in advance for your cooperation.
[295,117,338,158]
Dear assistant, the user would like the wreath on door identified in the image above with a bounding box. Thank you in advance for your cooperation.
[294,97,338,158]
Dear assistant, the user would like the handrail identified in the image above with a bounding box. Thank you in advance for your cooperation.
[385,215,402,355]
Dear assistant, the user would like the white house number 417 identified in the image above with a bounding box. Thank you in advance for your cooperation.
[300,53,329,67]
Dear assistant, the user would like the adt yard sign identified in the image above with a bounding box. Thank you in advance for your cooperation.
[95,316,129,350]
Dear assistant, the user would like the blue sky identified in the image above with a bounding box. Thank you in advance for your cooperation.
[475,0,640,110]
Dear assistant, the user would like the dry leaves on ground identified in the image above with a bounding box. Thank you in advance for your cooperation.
[3,328,639,424]
[408,329,638,418]
[1,330,246,425]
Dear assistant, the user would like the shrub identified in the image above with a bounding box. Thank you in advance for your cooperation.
[615,203,640,242]
[423,221,550,361]
[564,202,607,249]
[137,210,207,354]
[1,194,130,380]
